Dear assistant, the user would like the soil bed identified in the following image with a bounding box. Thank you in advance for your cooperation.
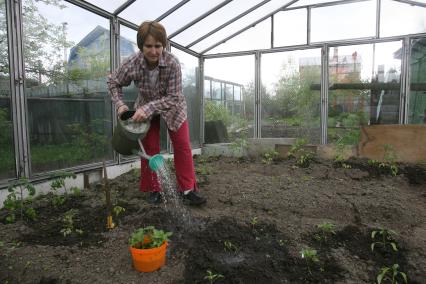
[0,156,425,283]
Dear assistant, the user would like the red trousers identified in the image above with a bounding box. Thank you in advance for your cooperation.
[139,116,197,193]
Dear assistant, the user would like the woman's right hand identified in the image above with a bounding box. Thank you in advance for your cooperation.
[117,105,129,117]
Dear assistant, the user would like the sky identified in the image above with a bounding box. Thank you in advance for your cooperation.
[32,0,426,90]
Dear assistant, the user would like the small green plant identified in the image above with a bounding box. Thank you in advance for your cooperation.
[60,209,83,237]
[333,138,351,168]
[315,222,336,243]
[230,137,248,155]
[250,216,258,230]
[112,205,125,216]
[3,178,36,223]
[288,138,315,168]
[377,264,407,284]
[129,226,172,249]
[300,248,319,275]
[204,269,224,284]
[223,240,238,252]
[371,228,398,253]
[50,171,76,196]
[261,150,279,165]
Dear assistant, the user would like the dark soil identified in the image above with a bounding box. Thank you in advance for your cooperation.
[0,155,425,284]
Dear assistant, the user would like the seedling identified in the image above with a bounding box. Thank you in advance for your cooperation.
[50,171,77,206]
[371,228,398,253]
[262,150,279,165]
[377,264,407,284]
[300,248,319,275]
[113,205,125,217]
[3,178,36,223]
[250,216,258,230]
[223,240,238,252]
[60,209,83,237]
[315,222,336,243]
[288,138,315,168]
[129,226,172,249]
[204,269,224,284]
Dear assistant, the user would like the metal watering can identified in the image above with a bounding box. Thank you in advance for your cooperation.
[111,110,165,172]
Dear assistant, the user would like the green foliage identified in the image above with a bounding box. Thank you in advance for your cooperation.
[261,150,279,165]
[129,226,172,249]
[315,222,336,243]
[4,178,37,223]
[377,264,407,284]
[204,101,231,126]
[300,248,319,275]
[371,229,398,253]
[67,120,108,159]
[288,138,315,167]
[229,137,248,155]
[204,269,224,284]
[50,170,76,195]
[112,205,125,217]
[0,108,12,146]
[60,209,83,237]
[223,240,238,252]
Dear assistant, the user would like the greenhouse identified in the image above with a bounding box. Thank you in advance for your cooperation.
[0,0,425,283]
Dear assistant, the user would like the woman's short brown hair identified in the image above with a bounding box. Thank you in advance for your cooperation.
[137,21,167,50]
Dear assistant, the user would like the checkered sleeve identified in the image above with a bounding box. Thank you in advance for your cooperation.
[140,59,184,117]
[107,56,135,112]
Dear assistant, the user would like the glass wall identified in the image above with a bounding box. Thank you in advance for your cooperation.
[408,37,426,124]
[204,56,254,143]
[23,0,113,173]
[0,0,15,179]
[261,49,321,143]
[327,42,402,145]
[171,47,201,148]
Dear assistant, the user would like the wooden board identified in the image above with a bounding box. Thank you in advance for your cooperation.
[358,124,426,163]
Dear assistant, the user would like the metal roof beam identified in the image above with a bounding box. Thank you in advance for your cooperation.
[392,0,426,8]
[156,0,192,22]
[168,0,233,39]
[65,0,112,18]
[113,0,137,16]
[186,0,271,48]
[201,0,299,54]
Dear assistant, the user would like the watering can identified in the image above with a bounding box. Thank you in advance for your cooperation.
[111,110,165,172]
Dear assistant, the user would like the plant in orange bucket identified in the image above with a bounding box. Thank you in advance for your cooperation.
[129,226,172,273]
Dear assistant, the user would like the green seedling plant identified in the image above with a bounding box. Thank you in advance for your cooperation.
[315,222,336,243]
[223,240,238,252]
[204,269,224,284]
[300,248,320,275]
[50,171,77,206]
[250,216,258,230]
[262,150,279,165]
[113,205,125,217]
[333,138,351,168]
[60,209,83,237]
[3,178,36,223]
[230,137,248,156]
[371,228,398,253]
[377,264,407,284]
[129,226,172,249]
[288,138,315,168]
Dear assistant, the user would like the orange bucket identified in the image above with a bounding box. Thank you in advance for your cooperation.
[129,241,168,272]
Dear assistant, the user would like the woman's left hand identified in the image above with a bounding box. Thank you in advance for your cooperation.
[132,108,148,122]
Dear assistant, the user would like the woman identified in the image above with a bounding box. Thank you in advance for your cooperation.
[107,21,206,206]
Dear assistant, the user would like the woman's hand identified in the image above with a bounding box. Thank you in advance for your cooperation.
[117,105,129,117]
[132,108,148,122]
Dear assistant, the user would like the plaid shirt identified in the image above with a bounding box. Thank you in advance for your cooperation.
[107,50,186,131]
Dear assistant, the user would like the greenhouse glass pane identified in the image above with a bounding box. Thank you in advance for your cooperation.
[204,80,211,99]
[119,0,183,25]
[204,55,254,143]
[287,0,336,8]
[84,0,127,13]
[160,0,224,35]
[207,19,270,54]
[0,0,16,179]
[171,47,201,148]
[408,37,426,124]
[273,9,306,47]
[22,0,113,173]
[261,49,321,143]
[311,1,375,42]
[327,42,402,145]
[171,0,264,46]
[192,0,288,53]
[381,0,426,37]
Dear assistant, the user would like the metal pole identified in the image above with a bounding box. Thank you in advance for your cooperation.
[399,37,411,124]
[320,44,329,144]
[255,51,262,138]
[199,57,205,145]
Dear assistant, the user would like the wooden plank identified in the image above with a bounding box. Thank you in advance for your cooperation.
[358,124,426,163]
